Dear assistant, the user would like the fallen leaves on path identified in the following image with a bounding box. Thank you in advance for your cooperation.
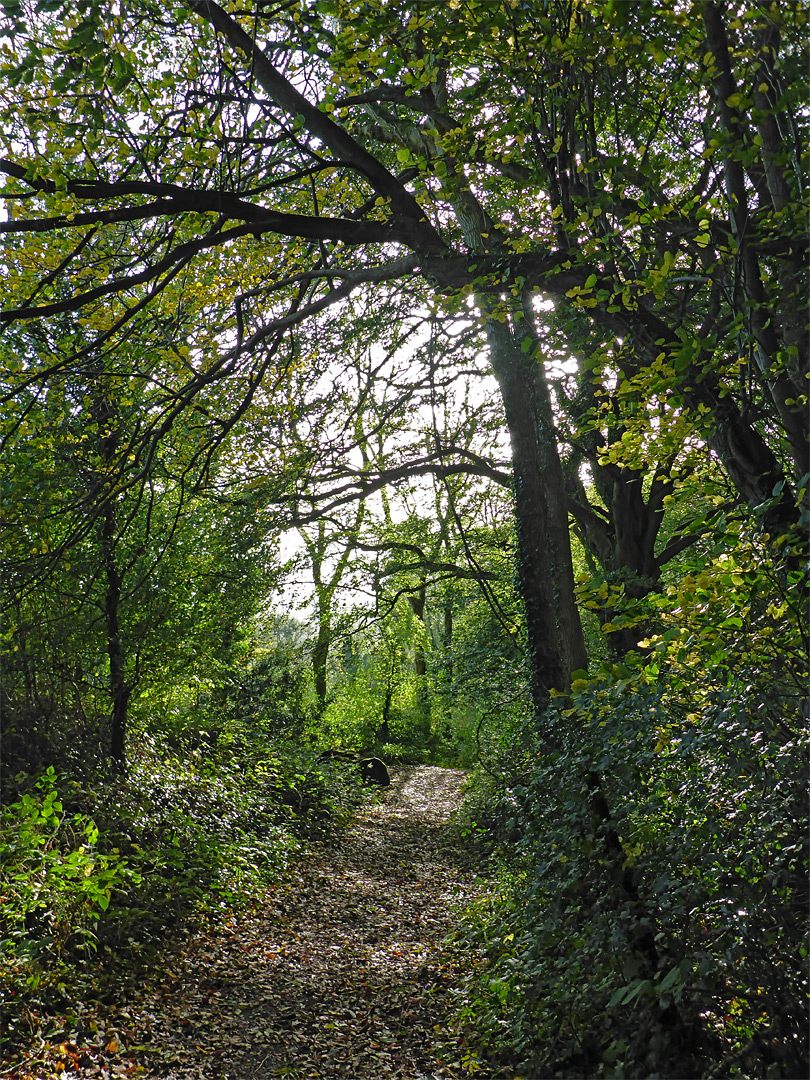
[3,767,505,1079]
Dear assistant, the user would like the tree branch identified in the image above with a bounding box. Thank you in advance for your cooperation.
[187,0,447,255]
[1,222,415,324]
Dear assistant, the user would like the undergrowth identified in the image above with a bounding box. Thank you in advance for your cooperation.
[0,728,368,1054]
[452,575,808,1080]
[453,668,808,1079]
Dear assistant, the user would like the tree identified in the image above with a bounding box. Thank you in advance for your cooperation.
[298,513,365,711]
[0,317,278,771]
[1,0,805,710]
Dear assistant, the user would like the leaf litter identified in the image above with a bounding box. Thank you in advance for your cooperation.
[3,767,506,1079]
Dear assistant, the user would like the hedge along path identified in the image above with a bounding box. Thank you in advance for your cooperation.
[132,766,499,1079]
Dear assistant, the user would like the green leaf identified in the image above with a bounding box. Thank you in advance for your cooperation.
[658,966,680,993]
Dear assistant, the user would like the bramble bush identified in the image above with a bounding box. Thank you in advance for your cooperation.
[0,716,368,1052]
[457,674,807,1077]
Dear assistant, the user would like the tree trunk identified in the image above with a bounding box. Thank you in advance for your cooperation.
[312,611,331,711]
[100,496,128,773]
[407,585,431,735]
[624,306,801,534]
[375,680,393,746]
[93,380,129,774]
[407,586,427,677]
[702,0,808,476]
[446,181,587,707]
[695,383,801,537]
[443,600,453,682]
[601,470,664,655]
[485,311,588,709]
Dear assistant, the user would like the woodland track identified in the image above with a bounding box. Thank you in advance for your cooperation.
[126,766,496,1079]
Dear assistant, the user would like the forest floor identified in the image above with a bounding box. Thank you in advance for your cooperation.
[5,767,506,1080]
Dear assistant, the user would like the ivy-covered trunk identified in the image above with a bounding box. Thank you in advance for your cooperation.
[407,586,427,678]
[312,613,331,712]
[485,311,588,709]
[449,179,587,707]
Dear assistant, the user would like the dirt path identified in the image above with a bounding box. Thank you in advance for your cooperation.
[126,766,495,1079]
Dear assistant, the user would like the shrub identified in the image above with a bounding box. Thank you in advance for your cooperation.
[1,767,141,1041]
[455,662,808,1079]
[455,516,808,1078]
[0,728,364,1052]
[319,681,380,750]
[374,742,428,765]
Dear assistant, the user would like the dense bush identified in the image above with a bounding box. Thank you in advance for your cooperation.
[457,683,807,1076]
[318,680,381,751]
[1,768,141,1001]
[214,643,315,742]
[454,547,808,1080]
[374,742,429,765]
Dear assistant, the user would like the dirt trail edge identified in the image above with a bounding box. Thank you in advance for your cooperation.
[135,765,496,1079]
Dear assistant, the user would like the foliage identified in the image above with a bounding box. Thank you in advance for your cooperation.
[0,0,807,1073]
[454,559,808,1078]
[1,767,141,1030]
[3,766,490,1080]
[1,443,280,774]
[0,719,369,1053]
[374,742,429,766]
[318,679,381,752]
[206,640,315,747]
[430,587,530,769]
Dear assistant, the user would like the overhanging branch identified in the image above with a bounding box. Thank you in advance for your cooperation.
[187,0,447,255]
